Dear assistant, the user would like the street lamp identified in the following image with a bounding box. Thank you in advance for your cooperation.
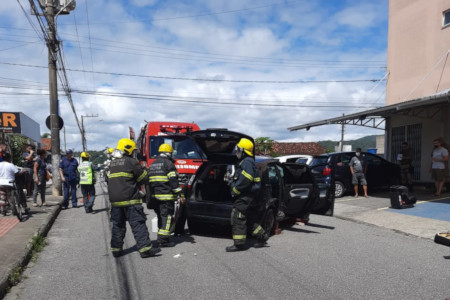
[81,114,98,151]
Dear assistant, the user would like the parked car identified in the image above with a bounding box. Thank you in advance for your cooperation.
[276,154,312,164]
[178,129,335,235]
[308,152,401,198]
[294,155,313,165]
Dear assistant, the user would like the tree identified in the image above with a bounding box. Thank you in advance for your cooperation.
[255,137,275,156]
[8,134,28,167]
[41,133,51,138]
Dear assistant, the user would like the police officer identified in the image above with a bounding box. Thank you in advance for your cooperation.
[149,143,184,248]
[108,138,160,258]
[226,138,269,252]
[78,152,95,213]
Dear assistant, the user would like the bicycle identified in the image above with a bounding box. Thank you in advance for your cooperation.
[0,178,28,222]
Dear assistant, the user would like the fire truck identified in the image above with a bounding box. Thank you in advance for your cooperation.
[135,121,205,187]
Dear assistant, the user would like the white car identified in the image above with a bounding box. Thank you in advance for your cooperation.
[276,155,313,164]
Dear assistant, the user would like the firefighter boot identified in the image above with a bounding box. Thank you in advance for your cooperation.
[140,247,161,258]
[225,244,245,252]
[253,233,269,248]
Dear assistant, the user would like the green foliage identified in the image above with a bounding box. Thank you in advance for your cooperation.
[8,134,29,167]
[254,137,275,156]
[41,133,50,138]
[318,135,380,152]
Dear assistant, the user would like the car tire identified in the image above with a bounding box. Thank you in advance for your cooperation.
[262,208,275,236]
[335,181,345,198]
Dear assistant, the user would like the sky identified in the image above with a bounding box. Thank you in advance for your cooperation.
[0,0,389,151]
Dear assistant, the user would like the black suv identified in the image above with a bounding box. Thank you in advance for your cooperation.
[178,129,335,235]
[309,152,400,198]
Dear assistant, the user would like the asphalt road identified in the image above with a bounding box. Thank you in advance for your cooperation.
[5,180,450,300]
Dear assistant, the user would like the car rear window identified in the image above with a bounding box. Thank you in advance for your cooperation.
[309,156,328,166]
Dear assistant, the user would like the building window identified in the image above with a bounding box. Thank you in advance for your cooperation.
[443,10,450,28]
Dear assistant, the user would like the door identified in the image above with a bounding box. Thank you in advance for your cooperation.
[280,163,316,218]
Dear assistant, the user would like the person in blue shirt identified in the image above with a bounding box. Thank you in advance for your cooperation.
[59,149,79,209]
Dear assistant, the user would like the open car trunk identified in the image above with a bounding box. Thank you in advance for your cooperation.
[191,162,234,204]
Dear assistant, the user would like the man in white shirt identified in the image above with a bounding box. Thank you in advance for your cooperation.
[430,138,449,197]
[0,153,20,215]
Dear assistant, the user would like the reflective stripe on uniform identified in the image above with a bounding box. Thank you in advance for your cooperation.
[233,187,241,195]
[111,199,142,207]
[167,171,177,178]
[111,247,122,252]
[252,225,262,235]
[254,177,261,182]
[137,170,148,183]
[149,175,169,182]
[109,172,133,178]
[158,229,171,236]
[172,187,182,194]
[138,245,153,253]
[241,170,254,181]
[154,194,177,200]
[233,235,246,240]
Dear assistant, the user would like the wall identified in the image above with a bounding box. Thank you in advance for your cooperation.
[387,0,450,104]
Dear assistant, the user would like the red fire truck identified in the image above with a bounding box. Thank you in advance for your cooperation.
[135,121,206,186]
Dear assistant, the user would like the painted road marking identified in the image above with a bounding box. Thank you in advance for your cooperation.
[379,197,450,222]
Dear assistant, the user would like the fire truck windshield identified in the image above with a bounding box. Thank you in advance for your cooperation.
[149,136,206,159]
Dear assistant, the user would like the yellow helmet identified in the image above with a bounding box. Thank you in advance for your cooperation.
[237,138,254,156]
[81,152,90,158]
[117,138,137,155]
[158,143,173,153]
[107,147,114,154]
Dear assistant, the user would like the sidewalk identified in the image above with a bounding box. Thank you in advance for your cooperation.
[0,183,63,299]
[334,188,450,241]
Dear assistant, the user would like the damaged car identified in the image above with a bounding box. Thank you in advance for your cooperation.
[177,129,335,235]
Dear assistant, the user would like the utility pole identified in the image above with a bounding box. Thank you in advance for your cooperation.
[46,0,62,196]
[339,114,345,152]
[81,114,98,151]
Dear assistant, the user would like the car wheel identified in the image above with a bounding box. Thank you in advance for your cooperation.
[262,208,275,236]
[335,181,345,198]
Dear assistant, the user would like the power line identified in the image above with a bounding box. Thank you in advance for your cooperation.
[0,61,383,84]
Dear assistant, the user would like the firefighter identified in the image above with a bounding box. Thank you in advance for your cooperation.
[149,143,184,248]
[103,147,114,183]
[108,138,160,258]
[226,138,269,252]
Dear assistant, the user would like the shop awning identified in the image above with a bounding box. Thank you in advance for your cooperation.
[287,90,450,131]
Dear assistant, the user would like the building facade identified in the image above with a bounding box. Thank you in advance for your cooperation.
[386,0,450,182]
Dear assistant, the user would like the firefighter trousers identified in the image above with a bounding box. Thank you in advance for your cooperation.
[110,205,153,254]
[154,200,175,243]
[231,196,267,246]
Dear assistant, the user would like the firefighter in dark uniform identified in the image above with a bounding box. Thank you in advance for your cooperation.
[108,138,160,258]
[226,138,269,252]
[149,143,184,248]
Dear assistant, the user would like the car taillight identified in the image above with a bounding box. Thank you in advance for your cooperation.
[323,166,331,176]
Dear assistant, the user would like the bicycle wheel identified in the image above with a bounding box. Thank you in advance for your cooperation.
[9,191,22,221]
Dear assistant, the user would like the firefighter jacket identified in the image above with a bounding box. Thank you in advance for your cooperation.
[78,161,95,185]
[231,156,261,198]
[108,155,148,207]
[149,155,182,201]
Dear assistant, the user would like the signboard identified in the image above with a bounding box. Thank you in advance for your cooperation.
[0,112,21,133]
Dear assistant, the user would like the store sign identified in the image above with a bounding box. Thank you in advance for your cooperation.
[0,112,21,133]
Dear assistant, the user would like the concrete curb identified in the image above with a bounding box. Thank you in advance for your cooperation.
[0,196,63,299]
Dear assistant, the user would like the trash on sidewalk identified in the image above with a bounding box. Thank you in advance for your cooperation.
[434,232,450,247]
[173,253,181,258]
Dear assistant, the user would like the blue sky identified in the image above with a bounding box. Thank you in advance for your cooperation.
[0,0,389,151]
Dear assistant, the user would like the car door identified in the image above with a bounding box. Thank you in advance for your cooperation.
[363,153,387,187]
[278,163,317,218]
[308,163,335,216]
